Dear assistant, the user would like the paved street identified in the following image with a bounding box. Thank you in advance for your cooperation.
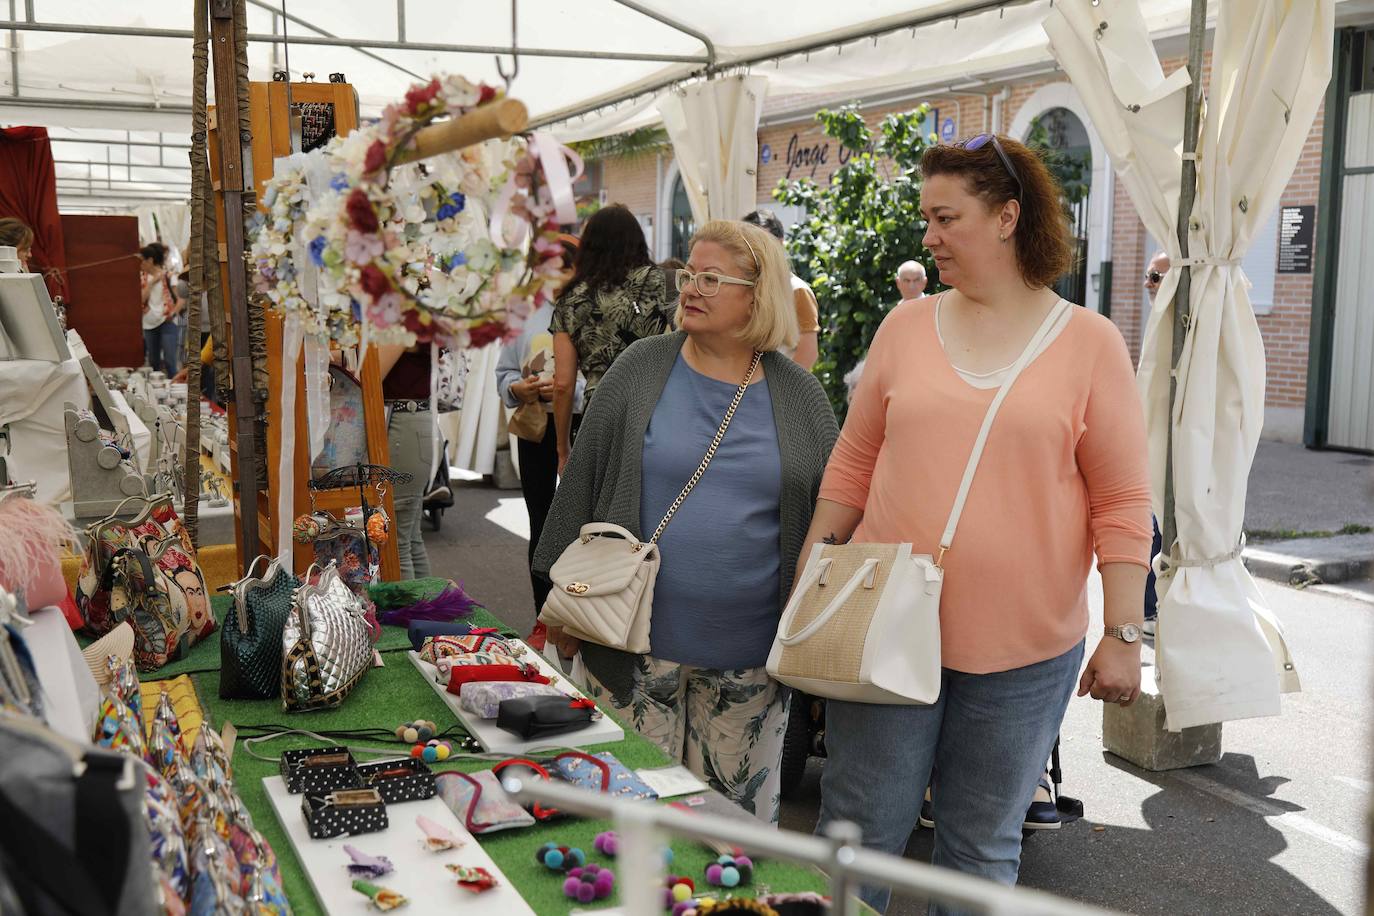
[426,472,1372,916]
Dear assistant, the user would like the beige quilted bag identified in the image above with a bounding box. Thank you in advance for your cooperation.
[540,351,762,654]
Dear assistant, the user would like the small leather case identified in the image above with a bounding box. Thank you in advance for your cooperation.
[496,695,596,739]
[445,663,550,697]
[407,620,474,651]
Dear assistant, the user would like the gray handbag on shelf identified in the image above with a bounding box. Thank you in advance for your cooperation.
[280,561,373,712]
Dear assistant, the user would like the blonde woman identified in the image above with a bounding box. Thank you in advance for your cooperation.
[534,220,838,822]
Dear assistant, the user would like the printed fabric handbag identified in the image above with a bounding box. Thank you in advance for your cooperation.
[767,300,1071,704]
[219,555,301,700]
[281,562,374,712]
[102,544,193,672]
[539,351,762,654]
[76,494,215,644]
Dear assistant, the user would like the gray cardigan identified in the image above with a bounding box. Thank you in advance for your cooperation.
[533,331,839,700]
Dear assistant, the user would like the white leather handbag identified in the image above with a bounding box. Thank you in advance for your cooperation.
[540,351,762,654]
[767,299,1070,704]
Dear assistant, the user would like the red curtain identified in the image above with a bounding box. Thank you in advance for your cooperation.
[0,126,67,299]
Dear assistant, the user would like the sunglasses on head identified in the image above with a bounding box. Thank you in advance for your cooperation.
[1145,270,1165,284]
[961,133,1023,201]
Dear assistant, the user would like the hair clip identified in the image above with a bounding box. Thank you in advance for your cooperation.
[351,879,407,911]
[446,863,498,893]
[416,813,464,852]
[344,845,394,879]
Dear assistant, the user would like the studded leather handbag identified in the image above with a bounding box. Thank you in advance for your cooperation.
[539,351,761,655]
[219,555,300,700]
[280,562,373,712]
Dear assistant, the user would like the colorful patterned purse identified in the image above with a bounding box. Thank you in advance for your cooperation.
[101,545,192,671]
[418,633,512,664]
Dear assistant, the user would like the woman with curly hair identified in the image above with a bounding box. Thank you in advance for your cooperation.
[550,204,675,473]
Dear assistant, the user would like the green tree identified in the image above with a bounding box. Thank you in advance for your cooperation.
[774,104,935,418]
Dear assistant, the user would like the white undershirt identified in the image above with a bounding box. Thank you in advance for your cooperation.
[934,293,1072,389]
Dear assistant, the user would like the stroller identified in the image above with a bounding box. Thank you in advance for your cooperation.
[780,690,1083,837]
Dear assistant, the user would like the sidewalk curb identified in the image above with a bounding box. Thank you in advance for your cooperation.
[1243,545,1373,587]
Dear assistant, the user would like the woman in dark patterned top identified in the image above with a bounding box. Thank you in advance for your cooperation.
[551,204,674,473]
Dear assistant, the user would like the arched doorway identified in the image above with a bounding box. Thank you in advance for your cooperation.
[1029,106,1093,306]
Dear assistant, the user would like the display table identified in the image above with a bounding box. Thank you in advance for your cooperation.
[147,578,830,915]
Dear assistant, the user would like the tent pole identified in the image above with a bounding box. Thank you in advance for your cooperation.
[1162,0,1208,561]
[209,0,263,567]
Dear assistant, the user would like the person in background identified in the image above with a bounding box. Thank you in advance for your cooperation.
[895,259,929,301]
[0,218,34,270]
[139,243,181,375]
[535,220,836,823]
[377,343,434,580]
[172,269,192,366]
[551,204,675,473]
[1142,250,1170,637]
[496,234,586,633]
[810,134,1151,912]
[742,209,820,371]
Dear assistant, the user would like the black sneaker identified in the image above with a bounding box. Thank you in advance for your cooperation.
[424,484,452,503]
[919,793,935,829]
[1023,776,1062,831]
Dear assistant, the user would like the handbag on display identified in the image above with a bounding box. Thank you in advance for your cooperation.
[219,555,301,700]
[101,545,193,672]
[309,516,380,593]
[281,562,374,712]
[539,351,762,654]
[766,300,1071,704]
[76,494,215,644]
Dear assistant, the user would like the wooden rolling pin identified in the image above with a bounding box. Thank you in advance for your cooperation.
[393,98,529,165]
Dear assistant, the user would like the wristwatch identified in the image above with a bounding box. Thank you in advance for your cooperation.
[1104,624,1142,644]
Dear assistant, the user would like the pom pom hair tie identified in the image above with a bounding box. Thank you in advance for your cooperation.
[535,841,586,872]
[704,854,755,888]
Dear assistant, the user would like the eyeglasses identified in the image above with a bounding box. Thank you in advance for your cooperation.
[961,133,1023,201]
[1145,270,1165,284]
[675,268,755,298]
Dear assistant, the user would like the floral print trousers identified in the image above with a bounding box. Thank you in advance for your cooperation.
[579,655,789,823]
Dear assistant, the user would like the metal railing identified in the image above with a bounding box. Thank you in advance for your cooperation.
[505,777,1119,916]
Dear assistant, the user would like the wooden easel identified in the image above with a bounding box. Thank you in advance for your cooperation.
[208,79,401,579]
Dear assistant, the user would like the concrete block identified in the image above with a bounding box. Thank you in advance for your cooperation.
[1103,666,1222,771]
[1244,533,1374,586]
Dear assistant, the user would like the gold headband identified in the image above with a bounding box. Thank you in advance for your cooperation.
[741,233,761,273]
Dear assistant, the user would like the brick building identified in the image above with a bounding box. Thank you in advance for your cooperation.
[587,25,1374,450]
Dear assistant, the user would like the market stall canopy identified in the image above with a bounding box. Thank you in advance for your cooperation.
[2,0,1217,207]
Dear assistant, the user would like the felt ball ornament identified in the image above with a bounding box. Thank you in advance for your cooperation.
[662,875,696,908]
[536,841,585,872]
[705,854,753,888]
[563,864,614,901]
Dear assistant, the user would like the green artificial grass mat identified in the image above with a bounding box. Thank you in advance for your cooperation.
[178,577,829,914]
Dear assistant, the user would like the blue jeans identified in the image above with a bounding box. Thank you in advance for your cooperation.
[816,641,1084,914]
[143,323,179,374]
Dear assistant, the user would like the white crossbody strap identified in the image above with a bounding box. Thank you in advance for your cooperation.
[939,299,1070,557]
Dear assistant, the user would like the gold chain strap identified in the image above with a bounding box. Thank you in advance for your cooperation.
[648,351,763,545]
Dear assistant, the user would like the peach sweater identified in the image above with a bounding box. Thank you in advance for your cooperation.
[819,297,1152,673]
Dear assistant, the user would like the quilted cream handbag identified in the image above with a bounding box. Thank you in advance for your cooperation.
[540,351,762,654]
[767,299,1070,704]
[281,561,373,711]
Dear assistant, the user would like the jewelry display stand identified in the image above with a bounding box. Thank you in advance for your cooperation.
[64,402,149,524]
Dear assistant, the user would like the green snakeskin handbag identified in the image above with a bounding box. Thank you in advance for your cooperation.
[219,556,300,699]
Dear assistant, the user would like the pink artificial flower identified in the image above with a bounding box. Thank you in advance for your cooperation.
[364,140,387,174]
[405,78,442,115]
[345,230,384,264]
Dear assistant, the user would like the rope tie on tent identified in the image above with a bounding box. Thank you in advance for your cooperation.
[1175,256,1240,268]
[1156,535,1246,574]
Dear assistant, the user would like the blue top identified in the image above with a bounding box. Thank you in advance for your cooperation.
[640,354,782,669]
[495,303,586,412]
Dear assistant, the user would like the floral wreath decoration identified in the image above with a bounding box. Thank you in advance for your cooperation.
[251,73,580,352]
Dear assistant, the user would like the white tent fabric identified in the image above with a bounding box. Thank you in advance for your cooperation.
[658,75,767,224]
[1045,0,1330,730]
[136,204,192,253]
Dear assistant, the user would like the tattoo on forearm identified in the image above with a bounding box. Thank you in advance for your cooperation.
[822,533,839,545]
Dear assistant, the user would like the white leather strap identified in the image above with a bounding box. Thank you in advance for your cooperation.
[776,558,879,646]
[938,298,1071,556]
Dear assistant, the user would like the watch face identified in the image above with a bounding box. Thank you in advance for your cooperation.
[1120,624,1141,643]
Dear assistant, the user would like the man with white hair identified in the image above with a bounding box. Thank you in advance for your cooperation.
[895,259,928,302]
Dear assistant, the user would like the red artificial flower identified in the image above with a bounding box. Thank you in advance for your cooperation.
[346,188,380,233]
[478,84,497,105]
[405,78,442,114]
[467,321,506,349]
[360,264,391,300]
[363,139,387,173]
